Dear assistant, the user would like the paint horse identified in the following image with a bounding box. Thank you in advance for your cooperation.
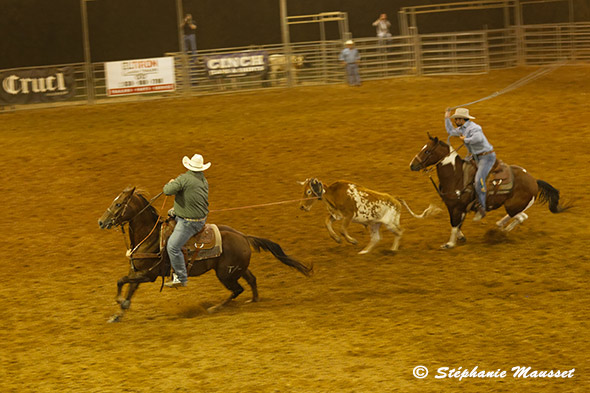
[410,134,570,249]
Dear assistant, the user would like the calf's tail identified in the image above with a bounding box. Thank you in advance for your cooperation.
[400,199,442,219]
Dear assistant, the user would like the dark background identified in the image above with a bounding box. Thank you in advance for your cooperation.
[1,0,589,69]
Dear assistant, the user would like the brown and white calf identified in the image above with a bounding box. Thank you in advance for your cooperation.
[299,178,440,254]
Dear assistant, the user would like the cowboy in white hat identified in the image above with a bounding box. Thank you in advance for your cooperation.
[162,154,211,287]
[339,39,361,86]
[445,108,496,221]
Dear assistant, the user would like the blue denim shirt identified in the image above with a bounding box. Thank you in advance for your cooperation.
[339,48,360,64]
[445,118,493,155]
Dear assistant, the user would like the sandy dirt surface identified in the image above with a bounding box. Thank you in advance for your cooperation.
[1,66,589,392]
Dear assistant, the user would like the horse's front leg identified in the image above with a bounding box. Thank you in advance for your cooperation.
[441,206,466,249]
[115,275,132,305]
[109,273,154,323]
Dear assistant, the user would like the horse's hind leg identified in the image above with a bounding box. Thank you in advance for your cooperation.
[496,214,511,229]
[242,269,259,303]
[503,196,535,232]
[208,279,245,314]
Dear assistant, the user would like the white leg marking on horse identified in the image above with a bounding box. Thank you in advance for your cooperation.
[504,197,535,232]
[442,226,459,249]
[496,214,511,228]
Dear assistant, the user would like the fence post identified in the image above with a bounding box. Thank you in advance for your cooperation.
[279,0,294,88]
[410,27,422,76]
[80,0,95,104]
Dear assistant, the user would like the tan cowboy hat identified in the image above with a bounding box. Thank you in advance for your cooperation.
[182,154,211,172]
[345,40,354,45]
[450,108,475,119]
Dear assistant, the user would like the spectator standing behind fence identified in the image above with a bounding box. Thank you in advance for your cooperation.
[339,40,361,87]
[372,13,392,47]
[182,13,197,60]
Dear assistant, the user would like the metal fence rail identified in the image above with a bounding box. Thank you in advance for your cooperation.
[2,22,590,112]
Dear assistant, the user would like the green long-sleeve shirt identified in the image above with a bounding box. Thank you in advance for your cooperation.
[163,171,209,219]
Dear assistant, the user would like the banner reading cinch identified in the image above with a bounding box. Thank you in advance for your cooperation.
[204,51,268,78]
[105,57,176,97]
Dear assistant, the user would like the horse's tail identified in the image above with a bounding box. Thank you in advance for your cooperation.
[246,236,313,277]
[399,199,442,219]
[536,180,572,213]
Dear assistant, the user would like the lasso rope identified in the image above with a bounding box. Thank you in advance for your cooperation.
[209,197,318,213]
[448,61,566,110]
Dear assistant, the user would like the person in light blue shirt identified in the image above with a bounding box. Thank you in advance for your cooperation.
[445,107,495,221]
[339,40,361,86]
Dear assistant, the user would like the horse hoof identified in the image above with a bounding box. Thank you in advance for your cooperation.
[457,237,467,244]
[440,243,455,250]
[107,315,121,323]
[121,300,131,310]
[358,250,369,255]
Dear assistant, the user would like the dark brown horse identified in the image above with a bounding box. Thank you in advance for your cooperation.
[98,187,312,322]
[410,135,570,249]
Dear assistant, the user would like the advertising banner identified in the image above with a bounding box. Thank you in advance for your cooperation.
[204,51,268,78]
[0,67,76,105]
[105,57,176,96]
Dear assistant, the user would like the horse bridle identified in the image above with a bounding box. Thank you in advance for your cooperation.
[415,140,468,199]
[108,190,164,228]
[106,190,136,228]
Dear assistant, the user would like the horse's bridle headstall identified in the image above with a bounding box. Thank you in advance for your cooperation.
[107,190,136,227]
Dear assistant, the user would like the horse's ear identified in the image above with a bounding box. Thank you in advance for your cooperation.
[427,132,434,140]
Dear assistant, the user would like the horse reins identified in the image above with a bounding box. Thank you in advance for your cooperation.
[126,194,168,257]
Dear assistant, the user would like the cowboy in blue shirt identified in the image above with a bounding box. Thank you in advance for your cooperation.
[339,40,361,86]
[445,108,495,221]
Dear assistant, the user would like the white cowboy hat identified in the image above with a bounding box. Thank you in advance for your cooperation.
[345,40,354,45]
[182,154,211,172]
[450,108,475,119]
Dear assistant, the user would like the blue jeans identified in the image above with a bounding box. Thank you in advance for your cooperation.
[345,63,361,86]
[183,34,197,59]
[167,216,206,283]
[473,152,496,210]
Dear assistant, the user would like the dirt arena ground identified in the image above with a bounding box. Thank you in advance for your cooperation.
[1,66,589,392]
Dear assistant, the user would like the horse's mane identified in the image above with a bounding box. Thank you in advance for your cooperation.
[125,187,160,221]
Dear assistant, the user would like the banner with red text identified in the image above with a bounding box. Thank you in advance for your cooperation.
[105,57,176,96]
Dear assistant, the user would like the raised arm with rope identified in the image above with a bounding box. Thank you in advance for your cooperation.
[445,107,495,221]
